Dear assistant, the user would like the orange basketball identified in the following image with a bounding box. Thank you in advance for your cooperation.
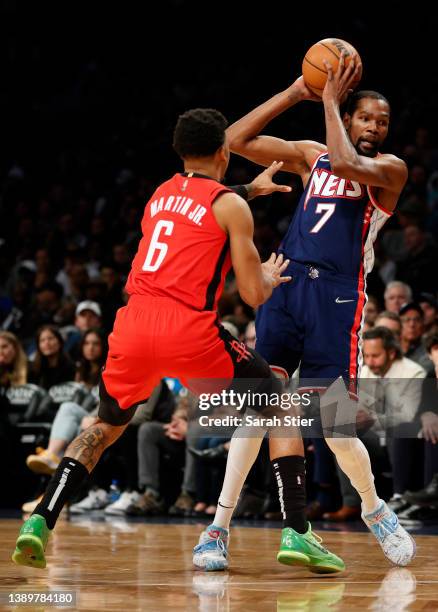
[302,38,362,97]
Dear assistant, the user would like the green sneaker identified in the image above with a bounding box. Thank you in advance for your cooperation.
[277,523,345,574]
[12,514,51,569]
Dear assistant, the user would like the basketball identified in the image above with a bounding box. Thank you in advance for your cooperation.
[302,38,362,97]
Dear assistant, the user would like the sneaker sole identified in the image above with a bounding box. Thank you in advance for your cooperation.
[277,551,344,574]
[193,559,229,572]
[12,535,47,569]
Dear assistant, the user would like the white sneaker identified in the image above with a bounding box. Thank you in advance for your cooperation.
[69,488,109,514]
[104,491,141,515]
[362,500,416,566]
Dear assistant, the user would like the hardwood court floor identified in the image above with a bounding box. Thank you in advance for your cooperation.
[1,518,438,611]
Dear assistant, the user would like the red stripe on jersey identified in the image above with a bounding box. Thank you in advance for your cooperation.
[348,201,373,393]
[366,185,393,217]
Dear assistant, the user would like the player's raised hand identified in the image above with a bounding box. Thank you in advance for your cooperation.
[322,51,362,106]
[248,161,292,198]
[261,252,292,288]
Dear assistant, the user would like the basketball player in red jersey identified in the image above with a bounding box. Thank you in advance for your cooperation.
[12,108,302,569]
[194,54,415,572]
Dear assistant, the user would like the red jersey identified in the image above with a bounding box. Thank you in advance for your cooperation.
[125,172,233,311]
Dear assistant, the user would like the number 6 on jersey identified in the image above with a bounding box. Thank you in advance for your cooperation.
[142,220,174,271]
[310,203,336,233]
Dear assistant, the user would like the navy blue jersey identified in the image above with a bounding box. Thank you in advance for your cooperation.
[280,152,392,281]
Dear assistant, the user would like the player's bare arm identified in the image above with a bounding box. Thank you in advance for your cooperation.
[226,78,325,178]
[213,192,291,307]
[322,53,408,211]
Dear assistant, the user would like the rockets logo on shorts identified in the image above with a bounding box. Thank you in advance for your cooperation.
[229,340,252,363]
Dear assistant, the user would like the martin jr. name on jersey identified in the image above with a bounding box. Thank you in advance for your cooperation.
[281,153,392,279]
[149,194,207,226]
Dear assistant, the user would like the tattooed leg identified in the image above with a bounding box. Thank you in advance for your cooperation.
[31,418,129,530]
[66,419,129,473]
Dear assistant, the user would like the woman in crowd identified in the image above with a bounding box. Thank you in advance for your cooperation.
[28,325,75,390]
[0,331,27,389]
[26,328,107,475]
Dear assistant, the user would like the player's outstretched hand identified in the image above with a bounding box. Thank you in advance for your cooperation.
[261,252,292,288]
[249,161,292,198]
[322,51,362,106]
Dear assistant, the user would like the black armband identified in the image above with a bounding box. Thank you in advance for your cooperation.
[229,184,249,201]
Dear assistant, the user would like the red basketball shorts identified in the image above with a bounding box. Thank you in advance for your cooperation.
[102,295,239,409]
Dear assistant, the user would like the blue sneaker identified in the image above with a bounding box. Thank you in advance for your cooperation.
[362,500,416,566]
[193,524,228,571]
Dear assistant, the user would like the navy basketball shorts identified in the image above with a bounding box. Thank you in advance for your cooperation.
[256,261,366,394]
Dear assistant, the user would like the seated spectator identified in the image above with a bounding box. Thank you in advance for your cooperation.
[168,393,208,518]
[189,438,230,517]
[74,328,107,388]
[28,325,76,390]
[0,331,27,389]
[322,327,426,521]
[384,281,412,314]
[419,292,438,337]
[0,333,28,497]
[396,224,438,296]
[61,300,103,360]
[99,264,125,331]
[125,391,185,516]
[25,328,108,476]
[399,302,435,374]
[364,295,381,329]
[374,311,402,340]
[397,335,438,525]
[21,283,64,341]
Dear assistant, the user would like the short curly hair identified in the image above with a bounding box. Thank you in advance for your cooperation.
[172,108,228,158]
[343,90,390,116]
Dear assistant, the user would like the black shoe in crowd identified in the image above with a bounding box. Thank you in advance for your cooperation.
[403,474,438,506]
[188,444,228,461]
[387,495,411,514]
[397,504,438,528]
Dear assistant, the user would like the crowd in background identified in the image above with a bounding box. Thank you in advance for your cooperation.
[1,5,438,527]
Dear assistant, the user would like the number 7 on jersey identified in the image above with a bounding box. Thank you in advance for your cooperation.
[310,203,336,234]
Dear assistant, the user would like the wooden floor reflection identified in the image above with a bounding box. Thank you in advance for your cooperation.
[1,518,438,610]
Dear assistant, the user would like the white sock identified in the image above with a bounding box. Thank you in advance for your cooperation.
[324,436,380,515]
[320,378,381,515]
[213,426,266,530]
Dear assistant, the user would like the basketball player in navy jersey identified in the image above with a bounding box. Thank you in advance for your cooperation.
[194,54,416,571]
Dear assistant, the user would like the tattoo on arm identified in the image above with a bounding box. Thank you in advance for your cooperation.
[66,425,105,472]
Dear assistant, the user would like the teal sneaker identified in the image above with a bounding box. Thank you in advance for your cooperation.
[193,524,229,571]
[362,500,416,566]
[277,523,345,574]
[12,514,51,569]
